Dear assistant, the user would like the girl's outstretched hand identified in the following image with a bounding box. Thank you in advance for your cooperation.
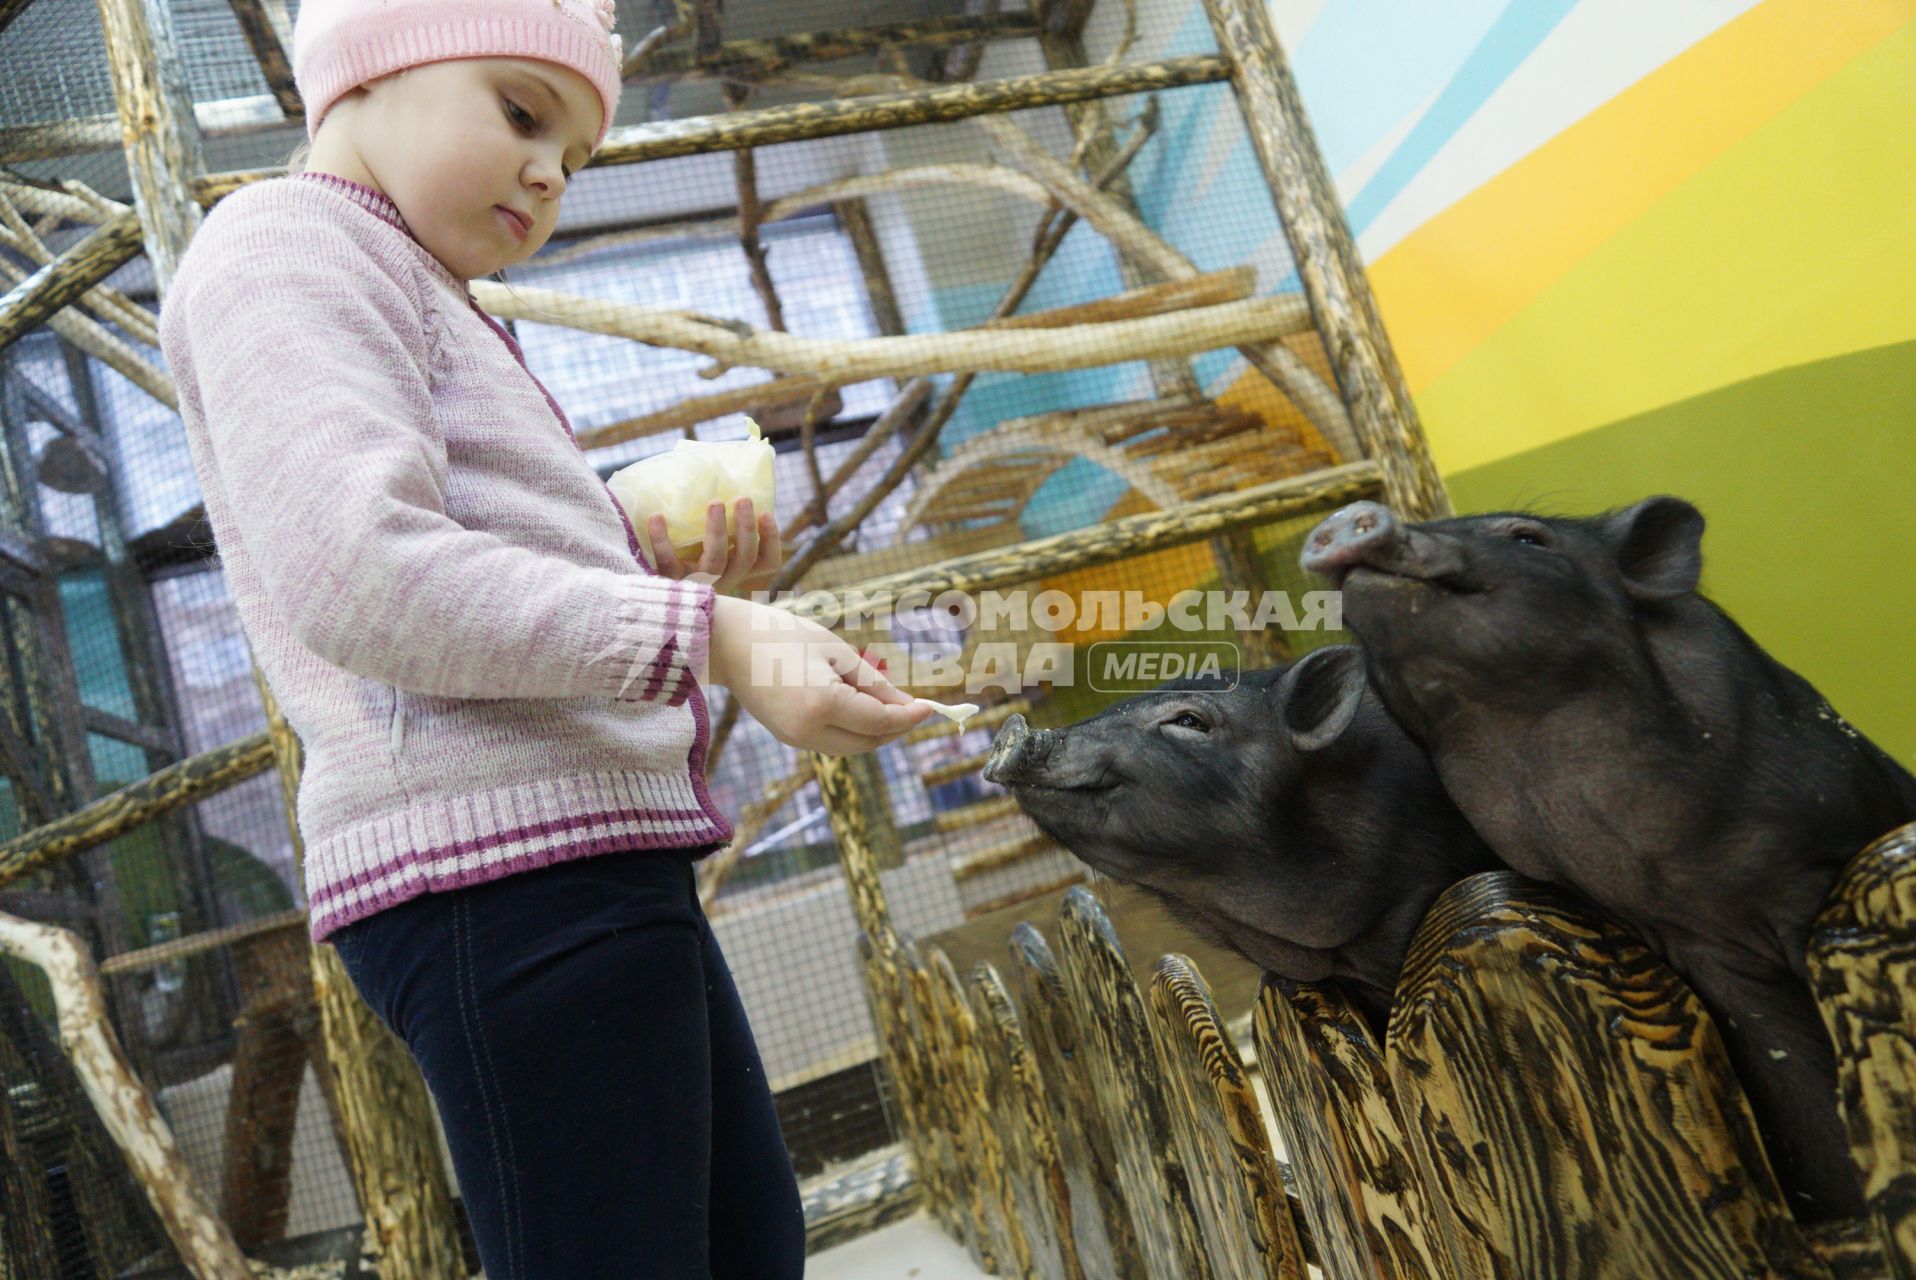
[647,498,781,596]
[706,596,933,757]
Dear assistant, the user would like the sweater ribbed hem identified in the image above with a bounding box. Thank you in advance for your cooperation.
[305,767,732,941]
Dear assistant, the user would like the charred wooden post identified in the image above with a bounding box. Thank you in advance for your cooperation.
[971,961,1088,1280]
[0,0,39,40]
[793,461,1380,610]
[1149,954,1305,1280]
[855,932,943,1217]
[627,13,1042,81]
[221,0,301,117]
[249,672,465,1279]
[810,750,890,941]
[0,213,144,356]
[93,0,205,292]
[798,1144,922,1255]
[928,946,1031,1277]
[62,343,226,1039]
[593,56,1229,165]
[901,938,971,1242]
[1810,821,1916,1277]
[0,393,140,1037]
[909,942,997,1270]
[0,912,251,1279]
[1197,0,1448,520]
[217,926,321,1250]
[1055,888,1214,1280]
[1209,527,1292,668]
[1390,871,1830,1280]
[1253,975,1448,1280]
[833,199,906,342]
[1034,1,1204,405]
[0,733,276,889]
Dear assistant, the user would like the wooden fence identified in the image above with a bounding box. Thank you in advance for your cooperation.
[854,821,1916,1280]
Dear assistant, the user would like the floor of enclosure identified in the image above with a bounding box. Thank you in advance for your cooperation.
[809,1211,993,1280]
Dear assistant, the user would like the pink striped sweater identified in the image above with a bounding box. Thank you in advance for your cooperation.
[159,172,733,941]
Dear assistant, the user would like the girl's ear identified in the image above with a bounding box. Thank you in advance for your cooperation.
[1274,645,1367,753]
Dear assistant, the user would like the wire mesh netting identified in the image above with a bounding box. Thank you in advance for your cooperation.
[1,0,1375,1269]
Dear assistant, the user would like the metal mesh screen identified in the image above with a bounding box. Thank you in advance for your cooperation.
[0,0,1378,1267]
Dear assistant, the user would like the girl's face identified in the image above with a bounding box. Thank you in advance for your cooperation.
[313,57,602,279]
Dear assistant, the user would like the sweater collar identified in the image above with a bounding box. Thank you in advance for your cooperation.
[290,171,470,292]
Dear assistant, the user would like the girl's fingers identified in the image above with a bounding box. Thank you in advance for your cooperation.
[837,653,916,706]
[719,499,759,592]
[647,515,686,578]
[826,681,934,738]
[754,512,783,574]
[696,501,728,577]
[804,725,891,758]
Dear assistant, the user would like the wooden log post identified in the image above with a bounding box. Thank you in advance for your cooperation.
[1197,0,1449,520]
[92,0,205,293]
[594,57,1231,166]
[1389,871,1830,1280]
[0,733,276,889]
[971,960,1088,1280]
[1148,953,1306,1280]
[1055,888,1214,1280]
[810,750,891,942]
[1253,974,1449,1280]
[1033,0,1205,406]
[900,938,972,1245]
[1009,921,1146,1280]
[928,946,1031,1277]
[1810,821,1916,1278]
[907,942,996,1270]
[855,931,943,1219]
[1209,526,1292,668]
[470,280,1314,382]
[0,912,250,1279]
[249,672,465,1279]
[626,13,1043,80]
[0,213,144,356]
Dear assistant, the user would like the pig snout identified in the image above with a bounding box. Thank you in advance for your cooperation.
[1300,501,1401,586]
[984,715,1053,787]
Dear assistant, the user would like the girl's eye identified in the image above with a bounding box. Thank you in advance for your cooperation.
[1167,711,1208,732]
[505,99,534,129]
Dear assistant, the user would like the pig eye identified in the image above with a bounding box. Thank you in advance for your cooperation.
[1165,710,1209,733]
[1508,525,1550,547]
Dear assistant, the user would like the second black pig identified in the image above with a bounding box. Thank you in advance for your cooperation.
[981,645,1497,1026]
[1302,495,1916,1219]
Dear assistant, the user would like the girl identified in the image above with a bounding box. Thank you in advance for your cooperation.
[156,0,932,1275]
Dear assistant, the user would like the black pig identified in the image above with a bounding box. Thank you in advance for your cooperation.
[981,646,1497,1026]
[1301,496,1916,1219]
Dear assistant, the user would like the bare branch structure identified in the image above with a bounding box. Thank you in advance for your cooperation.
[0,0,1446,1267]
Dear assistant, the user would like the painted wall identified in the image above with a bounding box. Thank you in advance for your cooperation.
[1068,0,1916,767]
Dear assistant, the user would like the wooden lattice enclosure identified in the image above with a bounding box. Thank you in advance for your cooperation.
[12,0,1900,1276]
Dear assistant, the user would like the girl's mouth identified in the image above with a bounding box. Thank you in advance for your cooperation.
[495,206,529,241]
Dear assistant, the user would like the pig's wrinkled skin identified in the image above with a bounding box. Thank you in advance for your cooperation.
[982,646,1498,1027]
[1302,495,1916,1220]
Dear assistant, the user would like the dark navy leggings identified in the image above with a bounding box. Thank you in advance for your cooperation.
[329,848,806,1279]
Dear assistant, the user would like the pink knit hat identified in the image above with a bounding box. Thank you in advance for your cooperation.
[293,0,624,147]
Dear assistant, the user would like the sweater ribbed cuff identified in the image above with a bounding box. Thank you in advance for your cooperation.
[594,576,714,705]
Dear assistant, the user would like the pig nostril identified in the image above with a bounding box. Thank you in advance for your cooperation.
[1355,515,1375,533]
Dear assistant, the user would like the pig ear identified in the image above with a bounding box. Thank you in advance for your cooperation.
[1275,645,1367,753]
[1608,496,1704,600]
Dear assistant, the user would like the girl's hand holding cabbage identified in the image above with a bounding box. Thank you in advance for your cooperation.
[608,421,782,594]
